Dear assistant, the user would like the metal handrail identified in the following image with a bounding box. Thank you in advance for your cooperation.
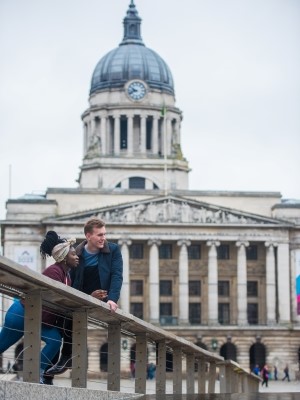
[0,255,260,395]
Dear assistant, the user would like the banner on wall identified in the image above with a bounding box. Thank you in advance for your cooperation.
[13,246,37,271]
[296,250,300,315]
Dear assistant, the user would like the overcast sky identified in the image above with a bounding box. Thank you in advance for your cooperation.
[0,0,299,220]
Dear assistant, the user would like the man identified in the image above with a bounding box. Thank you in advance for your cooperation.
[46,218,123,375]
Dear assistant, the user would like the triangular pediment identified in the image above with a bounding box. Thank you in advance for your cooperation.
[44,195,288,226]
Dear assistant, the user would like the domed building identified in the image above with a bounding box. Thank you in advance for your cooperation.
[1,0,300,378]
[79,0,188,192]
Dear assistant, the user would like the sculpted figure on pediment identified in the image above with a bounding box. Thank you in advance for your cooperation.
[94,199,265,225]
[181,202,192,222]
[122,204,146,222]
[145,202,159,222]
[192,207,207,223]
[162,200,180,222]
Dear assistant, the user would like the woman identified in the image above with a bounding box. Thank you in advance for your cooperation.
[0,231,79,384]
[261,364,269,387]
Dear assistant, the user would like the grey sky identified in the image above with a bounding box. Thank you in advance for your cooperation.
[0,0,299,220]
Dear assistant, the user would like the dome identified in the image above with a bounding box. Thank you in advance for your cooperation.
[90,1,174,96]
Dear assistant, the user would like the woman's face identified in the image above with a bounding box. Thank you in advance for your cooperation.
[66,247,79,268]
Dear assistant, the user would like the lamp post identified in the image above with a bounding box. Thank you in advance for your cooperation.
[211,338,218,351]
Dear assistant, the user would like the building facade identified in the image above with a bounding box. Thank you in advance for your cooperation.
[1,0,300,378]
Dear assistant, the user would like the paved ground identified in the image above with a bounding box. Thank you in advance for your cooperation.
[3,374,300,397]
[259,379,300,393]
[53,375,300,394]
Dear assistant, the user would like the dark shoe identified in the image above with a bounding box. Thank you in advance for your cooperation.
[45,355,72,375]
[42,373,54,385]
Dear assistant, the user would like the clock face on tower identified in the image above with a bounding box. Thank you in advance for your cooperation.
[127,81,147,101]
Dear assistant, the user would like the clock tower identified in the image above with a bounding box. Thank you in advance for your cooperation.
[78,0,189,192]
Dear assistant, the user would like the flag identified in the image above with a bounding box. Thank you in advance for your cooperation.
[161,105,166,117]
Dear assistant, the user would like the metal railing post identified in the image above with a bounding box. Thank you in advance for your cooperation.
[135,333,147,394]
[197,358,206,394]
[23,290,42,383]
[173,346,182,394]
[107,323,121,391]
[186,352,195,394]
[156,340,166,395]
[207,360,216,393]
[71,310,88,388]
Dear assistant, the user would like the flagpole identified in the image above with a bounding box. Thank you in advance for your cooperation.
[163,107,167,196]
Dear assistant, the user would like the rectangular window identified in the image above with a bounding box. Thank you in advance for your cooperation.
[247,303,258,324]
[247,281,258,297]
[130,302,143,319]
[189,280,201,296]
[188,244,201,259]
[130,243,144,259]
[189,303,201,324]
[218,303,230,324]
[160,280,172,296]
[159,244,172,259]
[130,280,143,296]
[217,244,230,260]
[246,245,258,260]
[129,177,145,189]
[218,281,230,297]
[160,302,172,317]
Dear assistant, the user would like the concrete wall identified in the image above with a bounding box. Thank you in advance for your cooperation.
[0,380,141,400]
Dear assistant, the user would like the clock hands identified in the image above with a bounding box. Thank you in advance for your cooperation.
[127,81,146,100]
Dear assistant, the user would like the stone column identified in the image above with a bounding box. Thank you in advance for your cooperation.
[177,240,191,325]
[176,118,181,144]
[265,242,277,324]
[167,118,172,155]
[148,239,161,324]
[83,122,88,154]
[236,240,249,325]
[127,115,133,155]
[152,116,159,154]
[206,241,220,325]
[162,116,167,156]
[118,239,131,313]
[100,115,107,155]
[277,242,291,324]
[90,117,95,147]
[140,115,146,154]
[114,114,120,155]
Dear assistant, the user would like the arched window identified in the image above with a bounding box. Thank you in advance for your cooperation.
[220,342,237,361]
[155,344,173,372]
[196,340,208,351]
[100,342,108,372]
[166,351,173,372]
[249,341,266,371]
[130,343,136,364]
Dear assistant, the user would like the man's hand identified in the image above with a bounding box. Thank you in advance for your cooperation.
[107,300,118,312]
[91,289,108,300]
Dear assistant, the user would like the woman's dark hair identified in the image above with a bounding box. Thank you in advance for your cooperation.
[40,231,66,258]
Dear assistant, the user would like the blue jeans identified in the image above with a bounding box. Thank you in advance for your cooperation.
[0,300,62,373]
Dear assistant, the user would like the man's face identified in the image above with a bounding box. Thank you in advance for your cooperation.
[86,226,106,251]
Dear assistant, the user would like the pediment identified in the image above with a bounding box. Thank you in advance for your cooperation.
[45,195,285,226]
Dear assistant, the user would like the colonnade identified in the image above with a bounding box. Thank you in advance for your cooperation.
[119,239,291,326]
[83,111,181,157]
